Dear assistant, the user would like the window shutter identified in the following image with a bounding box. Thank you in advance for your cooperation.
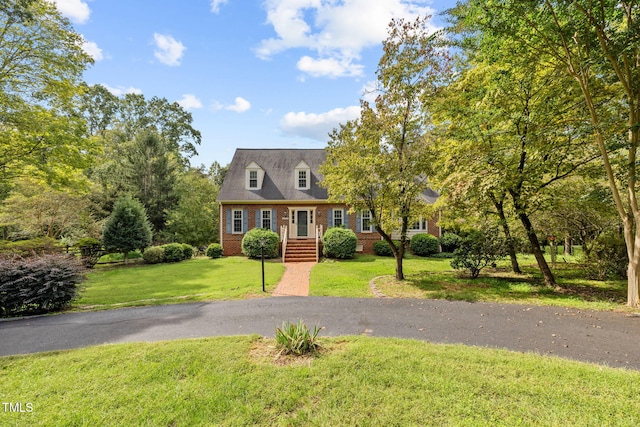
[328,209,333,227]
[356,212,361,233]
[344,210,349,228]
[271,209,277,232]
[255,210,261,228]
[243,209,249,233]
[226,209,231,234]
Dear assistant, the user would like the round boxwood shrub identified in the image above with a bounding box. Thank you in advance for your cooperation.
[242,228,279,259]
[410,233,439,256]
[440,232,461,253]
[206,243,223,259]
[322,227,357,259]
[142,246,165,264]
[373,240,400,257]
[162,243,185,263]
[181,244,194,260]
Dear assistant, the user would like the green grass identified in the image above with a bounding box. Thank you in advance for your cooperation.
[77,257,286,308]
[311,254,629,311]
[310,254,452,298]
[1,336,639,426]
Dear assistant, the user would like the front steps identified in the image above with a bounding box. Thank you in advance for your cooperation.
[284,239,317,263]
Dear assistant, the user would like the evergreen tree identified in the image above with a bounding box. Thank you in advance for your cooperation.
[102,195,152,263]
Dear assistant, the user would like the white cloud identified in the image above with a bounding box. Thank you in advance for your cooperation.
[212,97,252,113]
[153,33,186,66]
[280,105,362,141]
[297,55,363,78]
[103,84,143,96]
[51,0,90,24]
[82,40,103,61]
[210,0,229,13]
[257,0,437,78]
[177,94,203,110]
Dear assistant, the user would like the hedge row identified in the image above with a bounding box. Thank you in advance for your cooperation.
[142,243,194,264]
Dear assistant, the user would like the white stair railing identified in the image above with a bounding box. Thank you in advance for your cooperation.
[280,225,288,263]
[315,224,323,262]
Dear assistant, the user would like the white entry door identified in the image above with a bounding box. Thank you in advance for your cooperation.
[289,208,315,239]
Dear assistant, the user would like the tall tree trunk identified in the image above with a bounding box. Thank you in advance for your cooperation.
[564,236,572,256]
[490,193,521,274]
[510,191,556,287]
[623,220,640,307]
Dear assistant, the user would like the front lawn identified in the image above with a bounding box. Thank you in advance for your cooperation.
[77,257,285,309]
[311,254,628,311]
[2,336,639,426]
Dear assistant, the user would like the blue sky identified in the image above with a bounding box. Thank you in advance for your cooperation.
[52,0,455,167]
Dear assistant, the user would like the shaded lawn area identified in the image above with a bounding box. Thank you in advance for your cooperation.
[2,336,639,426]
[77,257,286,309]
[311,254,628,311]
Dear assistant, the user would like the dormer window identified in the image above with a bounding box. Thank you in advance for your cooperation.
[294,160,310,190]
[298,170,307,188]
[245,161,264,190]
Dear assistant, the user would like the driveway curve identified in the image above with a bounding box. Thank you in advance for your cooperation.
[1,297,638,370]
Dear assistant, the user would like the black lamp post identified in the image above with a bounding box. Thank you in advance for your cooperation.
[259,237,265,292]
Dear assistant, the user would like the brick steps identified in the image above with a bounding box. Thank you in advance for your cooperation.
[284,239,317,263]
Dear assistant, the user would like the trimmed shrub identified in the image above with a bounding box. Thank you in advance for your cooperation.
[430,252,454,259]
[0,255,84,317]
[323,227,357,259]
[241,228,279,259]
[450,229,507,278]
[586,234,627,280]
[0,237,62,258]
[373,240,400,257]
[75,237,104,268]
[410,233,439,256]
[440,232,461,253]
[162,243,185,263]
[142,246,165,264]
[181,244,194,260]
[206,243,223,259]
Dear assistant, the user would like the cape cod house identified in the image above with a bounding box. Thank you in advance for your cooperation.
[217,149,440,261]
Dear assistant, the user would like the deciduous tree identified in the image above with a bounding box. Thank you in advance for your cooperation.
[322,18,449,280]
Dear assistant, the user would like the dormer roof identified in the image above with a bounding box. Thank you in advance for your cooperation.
[218,149,328,202]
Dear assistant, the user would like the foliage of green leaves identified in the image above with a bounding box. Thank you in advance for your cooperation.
[102,195,152,263]
[142,246,165,264]
[451,229,507,279]
[275,320,321,356]
[322,227,357,259]
[241,228,279,259]
[410,233,439,256]
[373,240,400,257]
[206,243,223,259]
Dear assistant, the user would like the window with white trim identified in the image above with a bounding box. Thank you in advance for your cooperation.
[249,170,258,188]
[232,209,243,234]
[361,210,373,233]
[261,209,272,230]
[294,161,311,190]
[333,209,343,227]
[298,170,307,189]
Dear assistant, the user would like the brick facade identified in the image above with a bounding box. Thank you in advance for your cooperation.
[220,203,440,257]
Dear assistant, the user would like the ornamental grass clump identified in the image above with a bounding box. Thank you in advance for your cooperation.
[275,320,321,356]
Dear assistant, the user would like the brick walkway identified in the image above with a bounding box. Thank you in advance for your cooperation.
[272,262,315,296]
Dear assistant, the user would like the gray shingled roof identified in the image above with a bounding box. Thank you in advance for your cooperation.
[218,149,329,202]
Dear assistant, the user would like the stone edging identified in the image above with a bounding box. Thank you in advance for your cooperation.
[368,276,389,298]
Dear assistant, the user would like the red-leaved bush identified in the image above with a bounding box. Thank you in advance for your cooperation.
[0,255,84,317]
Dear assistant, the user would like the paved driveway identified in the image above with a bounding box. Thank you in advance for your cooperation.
[1,297,638,370]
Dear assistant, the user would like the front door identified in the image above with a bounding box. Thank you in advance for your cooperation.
[297,210,308,237]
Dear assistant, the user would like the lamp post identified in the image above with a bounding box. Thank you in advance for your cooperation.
[259,237,265,292]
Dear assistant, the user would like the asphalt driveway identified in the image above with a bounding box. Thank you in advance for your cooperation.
[1,297,638,370]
